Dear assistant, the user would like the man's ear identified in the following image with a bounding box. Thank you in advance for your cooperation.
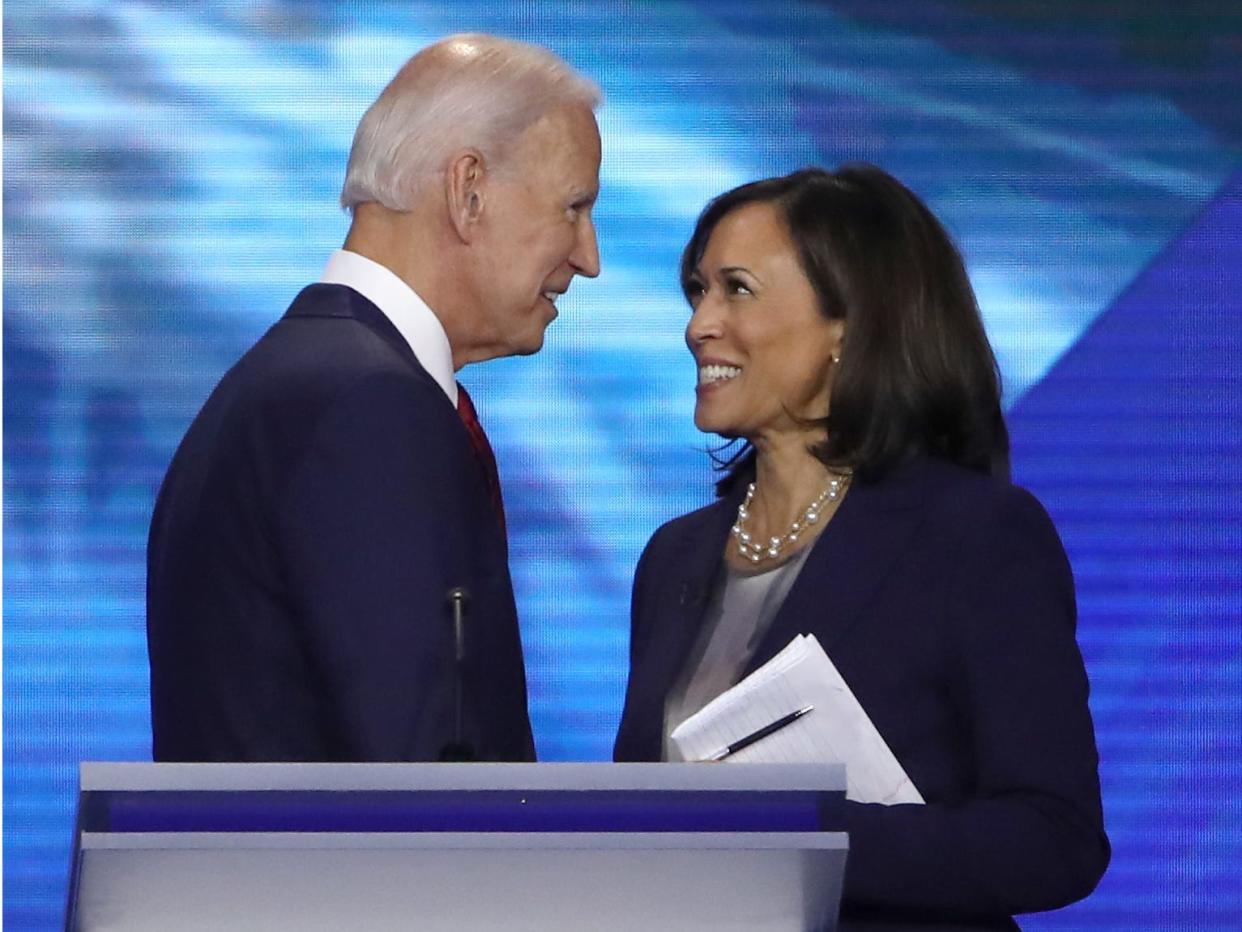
[446,149,487,243]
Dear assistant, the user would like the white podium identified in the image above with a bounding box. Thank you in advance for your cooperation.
[66,762,847,931]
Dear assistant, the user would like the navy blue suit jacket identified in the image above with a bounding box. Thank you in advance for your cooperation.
[147,284,534,762]
[614,458,1108,929]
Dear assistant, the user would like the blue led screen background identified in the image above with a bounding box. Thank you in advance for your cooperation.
[5,2,1241,928]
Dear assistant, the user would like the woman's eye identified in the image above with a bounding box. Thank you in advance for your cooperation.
[726,278,753,296]
[684,280,705,303]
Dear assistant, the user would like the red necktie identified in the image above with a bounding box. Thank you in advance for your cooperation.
[456,384,507,537]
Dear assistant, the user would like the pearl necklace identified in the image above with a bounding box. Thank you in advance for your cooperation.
[731,475,848,564]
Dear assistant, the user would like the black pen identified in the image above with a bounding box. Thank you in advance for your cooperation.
[703,705,815,762]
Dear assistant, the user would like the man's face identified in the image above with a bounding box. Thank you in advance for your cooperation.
[472,104,601,357]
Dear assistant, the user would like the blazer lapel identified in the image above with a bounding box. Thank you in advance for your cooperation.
[743,460,932,675]
[640,493,740,712]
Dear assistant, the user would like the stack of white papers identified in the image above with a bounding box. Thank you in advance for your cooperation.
[670,634,924,805]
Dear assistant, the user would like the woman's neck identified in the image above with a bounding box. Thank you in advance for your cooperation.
[747,432,844,538]
[723,434,848,573]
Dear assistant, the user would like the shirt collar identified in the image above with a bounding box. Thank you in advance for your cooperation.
[319,249,457,405]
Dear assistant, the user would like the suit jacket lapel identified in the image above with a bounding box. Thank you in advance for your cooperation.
[640,492,740,715]
[743,460,931,675]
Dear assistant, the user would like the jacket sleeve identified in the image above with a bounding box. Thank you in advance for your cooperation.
[842,487,1110,918]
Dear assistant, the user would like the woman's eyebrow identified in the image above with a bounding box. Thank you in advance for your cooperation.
[719,265,762,285]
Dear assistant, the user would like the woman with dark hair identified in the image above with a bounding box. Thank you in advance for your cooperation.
[613,166,1108,929]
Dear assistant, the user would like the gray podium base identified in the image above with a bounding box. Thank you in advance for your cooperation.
[77,831,847,931]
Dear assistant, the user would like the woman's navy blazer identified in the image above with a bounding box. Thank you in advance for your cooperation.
[614,457,1109,929]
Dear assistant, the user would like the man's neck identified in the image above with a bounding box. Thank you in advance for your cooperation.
[343,204,475,365]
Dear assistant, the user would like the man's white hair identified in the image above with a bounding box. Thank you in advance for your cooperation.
[340,34,601,212]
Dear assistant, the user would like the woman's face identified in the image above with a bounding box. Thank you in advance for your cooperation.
[685,201,843,444]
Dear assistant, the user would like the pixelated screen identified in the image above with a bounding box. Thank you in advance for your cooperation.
[5,2,1241,928]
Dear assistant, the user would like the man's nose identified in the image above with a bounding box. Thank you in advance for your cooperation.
[571,217,600,279]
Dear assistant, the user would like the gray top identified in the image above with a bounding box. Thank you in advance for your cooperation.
[663,547,813,760]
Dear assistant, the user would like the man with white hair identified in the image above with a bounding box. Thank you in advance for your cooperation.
[147,35,601,762]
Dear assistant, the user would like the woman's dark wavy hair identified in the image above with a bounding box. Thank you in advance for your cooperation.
[680,165,1010,496]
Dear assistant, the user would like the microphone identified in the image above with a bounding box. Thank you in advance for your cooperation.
[439,587,475,761]
[679,581,708,607]
[447,587,468,665]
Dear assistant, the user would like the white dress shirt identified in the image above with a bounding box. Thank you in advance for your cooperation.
[319,249,457,405]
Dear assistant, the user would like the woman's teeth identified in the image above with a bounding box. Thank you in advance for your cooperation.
[699,364,741,385]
